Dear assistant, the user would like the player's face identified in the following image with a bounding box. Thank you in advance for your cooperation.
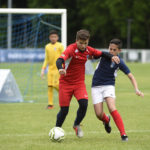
[76,39,89,52]
[49,34,59,44]
[109,43,121,56]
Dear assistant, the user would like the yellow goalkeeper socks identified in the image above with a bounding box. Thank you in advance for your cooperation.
[48,86,53,106]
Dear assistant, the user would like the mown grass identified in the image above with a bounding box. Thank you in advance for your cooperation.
[0,62,150,150]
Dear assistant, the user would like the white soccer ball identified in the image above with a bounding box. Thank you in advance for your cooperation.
[49,127,65,142]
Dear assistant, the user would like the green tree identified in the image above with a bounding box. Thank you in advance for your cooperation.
[132,0,150,48]
[2,0,150,48]
[79,0,150,48]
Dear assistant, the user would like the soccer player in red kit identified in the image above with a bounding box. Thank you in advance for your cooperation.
[55,29,120,137]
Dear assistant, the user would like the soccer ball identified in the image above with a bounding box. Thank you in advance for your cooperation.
[49,127,65,142]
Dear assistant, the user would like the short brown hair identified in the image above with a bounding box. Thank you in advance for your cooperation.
[49,30,58,35]
[110,39,122,49]
[76,29,90,40]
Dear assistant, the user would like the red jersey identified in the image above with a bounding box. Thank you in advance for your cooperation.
[59,43,102,84]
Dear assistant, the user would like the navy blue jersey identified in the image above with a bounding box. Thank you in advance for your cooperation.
[92,56,130,87]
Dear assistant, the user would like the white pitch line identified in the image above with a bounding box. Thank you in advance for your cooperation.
[67,130,150,135]
[0,130,150,137]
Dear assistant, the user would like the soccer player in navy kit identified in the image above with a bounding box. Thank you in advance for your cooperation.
[91,38,144,141]
[55,30,120,138]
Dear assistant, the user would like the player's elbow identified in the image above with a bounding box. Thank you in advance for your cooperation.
[128,73,135,80]
[56,58,64,70]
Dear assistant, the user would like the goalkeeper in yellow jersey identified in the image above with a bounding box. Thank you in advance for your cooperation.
[41,30,64,109]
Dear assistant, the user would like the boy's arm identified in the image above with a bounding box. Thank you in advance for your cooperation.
[91,49,120,64]
[41,61,46,79]
[101,52,120,64]
[56,58,66,75]
[41,60,48,79]
[127,73,144,97]
[56,44,73,76]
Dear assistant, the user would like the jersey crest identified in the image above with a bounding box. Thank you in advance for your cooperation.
[75,49,79,53]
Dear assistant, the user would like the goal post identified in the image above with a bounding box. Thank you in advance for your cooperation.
[0,8,67,48]
[0,8,67,102]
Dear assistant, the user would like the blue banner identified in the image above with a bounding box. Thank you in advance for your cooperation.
[0,49,45,62]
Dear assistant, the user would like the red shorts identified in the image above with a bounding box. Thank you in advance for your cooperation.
[59,82,88,106]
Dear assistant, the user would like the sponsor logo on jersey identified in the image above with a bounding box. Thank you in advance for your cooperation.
[110,62,115,68]
[75,49,79,53]
[61,54,65,57]
[84,94,88,98]
[54,47,57,51]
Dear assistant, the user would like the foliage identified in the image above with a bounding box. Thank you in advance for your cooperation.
[1,0,150,48]
[78,0,150,48]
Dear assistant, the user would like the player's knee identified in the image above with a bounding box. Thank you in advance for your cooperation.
[78,99,88,111]
[60,106,69,116]
[99,113,104,120]
[108,106,116,113]
[95,112,103,120]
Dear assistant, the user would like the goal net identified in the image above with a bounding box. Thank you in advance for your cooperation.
[0,8,67,102]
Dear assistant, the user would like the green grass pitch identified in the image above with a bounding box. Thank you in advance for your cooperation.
[0,62,150,150]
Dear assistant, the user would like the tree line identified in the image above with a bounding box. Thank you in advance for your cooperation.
[1,0,150,48]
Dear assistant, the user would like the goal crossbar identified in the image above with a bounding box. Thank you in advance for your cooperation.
[0,8,66,14]
[0,8,67,48]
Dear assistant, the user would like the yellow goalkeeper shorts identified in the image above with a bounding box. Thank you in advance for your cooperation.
[47,71,60,87]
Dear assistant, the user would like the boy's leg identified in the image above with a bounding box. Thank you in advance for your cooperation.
[54,84,59,91]
[56,106,69,127]
[48,86,53,108]
[74,99,88,126]
[92,87,110,132]
[74,84,89,126]
[106,97,127,136]
[94,102,111,133]
[56,83,73,127]
[94,102,105,120]
[111,110,126,136]
[73,99,88,138]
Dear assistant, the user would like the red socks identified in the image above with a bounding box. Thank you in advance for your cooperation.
[111,110,126,136]
[101,113,109,124]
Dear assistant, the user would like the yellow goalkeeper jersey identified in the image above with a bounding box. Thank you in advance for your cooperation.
[42,42,64,71]
[42,42,64,86]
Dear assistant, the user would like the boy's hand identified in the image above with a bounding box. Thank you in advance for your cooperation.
[59,69,66,76]
[111,56,120,64]
[135,89,144,97]
[41,69,45,79]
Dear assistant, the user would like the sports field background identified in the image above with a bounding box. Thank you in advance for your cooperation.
[0,62,150,150]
